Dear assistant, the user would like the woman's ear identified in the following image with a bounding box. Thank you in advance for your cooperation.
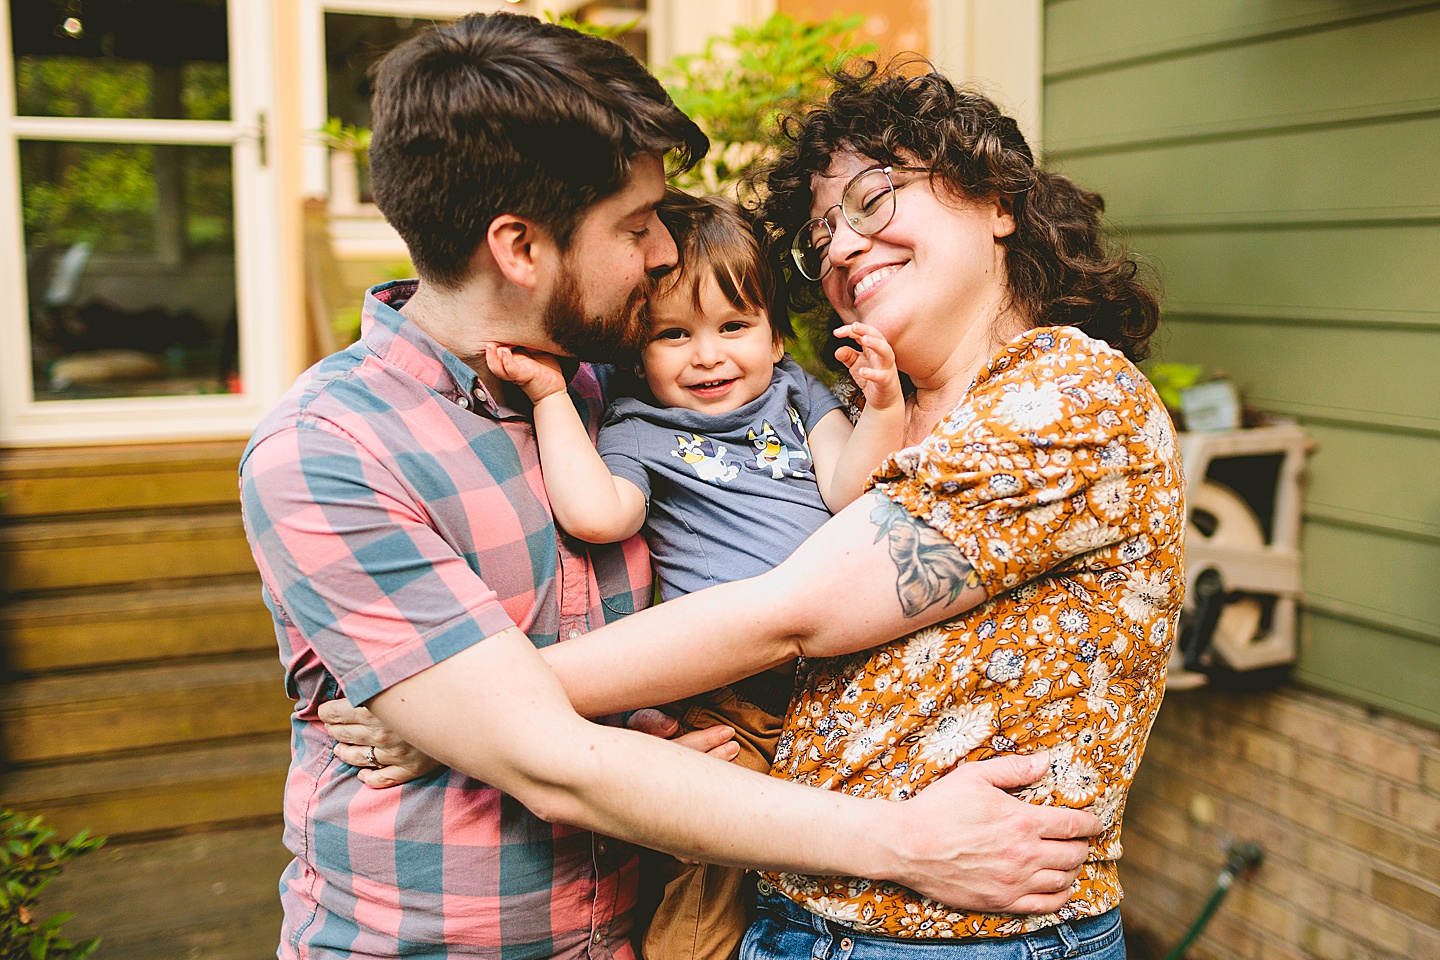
[992,195,1017,239]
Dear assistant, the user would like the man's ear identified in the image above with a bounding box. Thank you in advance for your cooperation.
[486,214,555,289]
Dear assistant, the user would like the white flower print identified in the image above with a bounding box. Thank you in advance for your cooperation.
[841,718,894,768]
[902,628,948,680]
[1119,569,1172,624]
[1093,783,1126,830]
[990,474,1024,496]
[1084,660,1115,714]
[1030,614,1052,635]
[1056,516,1122,557]
[1057,607,1091,635]
[1136,408,1176,457]
[920,702,997,766]
[1089,475,1132,522]
[1119,536,1153,563]
[807,897,868,926]
[1149,617,1171,648]
[986,648,1026,683]
[1054,755,1100,803]
[949,655,975,682]
[994,381,1066,432]
[1025,677,1052,698]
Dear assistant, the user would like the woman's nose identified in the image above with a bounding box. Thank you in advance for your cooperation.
[826,217,872,269]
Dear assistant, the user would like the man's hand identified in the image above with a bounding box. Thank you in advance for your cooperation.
[883,753,1101,914]
[320,697,442,788]
[485,344,567,403]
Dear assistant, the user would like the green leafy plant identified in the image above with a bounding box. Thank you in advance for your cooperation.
[0,810,106,960]
[541,10,640,40]
[660,14,875,196]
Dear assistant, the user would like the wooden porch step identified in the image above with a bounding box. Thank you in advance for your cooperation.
[1,655,292,764]
[0,511,255,593]
[39,823,292,960]
[1,578,273,673]
[0,440,245,518]
[0,739,291,839]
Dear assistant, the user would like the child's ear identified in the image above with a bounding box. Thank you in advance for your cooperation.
[771,335,785,364]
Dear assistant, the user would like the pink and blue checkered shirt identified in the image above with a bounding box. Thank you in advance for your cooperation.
[241,281,653,959]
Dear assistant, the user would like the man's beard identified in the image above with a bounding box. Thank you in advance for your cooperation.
[542,264,649,365]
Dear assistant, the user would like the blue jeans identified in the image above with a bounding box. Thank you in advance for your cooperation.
[740,886,1125,960]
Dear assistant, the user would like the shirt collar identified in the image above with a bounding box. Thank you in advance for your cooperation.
[360,280,507,415]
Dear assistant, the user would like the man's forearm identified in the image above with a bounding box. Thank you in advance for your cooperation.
[368,630,898,880]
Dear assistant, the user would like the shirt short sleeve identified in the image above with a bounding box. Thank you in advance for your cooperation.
[241,415,518,705]
[870,328,1183,597]
[597,415,652,502]
[779,355,844,429]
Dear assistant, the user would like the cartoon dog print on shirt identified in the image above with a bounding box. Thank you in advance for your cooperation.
[745,416,812,479]
[671,433,739,484]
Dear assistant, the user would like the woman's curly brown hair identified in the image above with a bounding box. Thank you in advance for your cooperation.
[756,62,1161,362]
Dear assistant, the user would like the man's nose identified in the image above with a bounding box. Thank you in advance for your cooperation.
[646,214,679,276]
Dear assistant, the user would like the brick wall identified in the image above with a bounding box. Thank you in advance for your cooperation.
[1119,686,1440,960]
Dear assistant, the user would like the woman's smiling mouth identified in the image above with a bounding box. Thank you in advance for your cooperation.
[851,264,904,306]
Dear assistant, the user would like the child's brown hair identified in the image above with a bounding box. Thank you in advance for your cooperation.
[653,188,790,343]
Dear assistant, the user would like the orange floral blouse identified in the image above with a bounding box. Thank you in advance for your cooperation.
[765,325,1186,938]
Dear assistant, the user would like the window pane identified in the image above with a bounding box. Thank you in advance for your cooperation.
[11,1,229,120]
[21,142,239,401]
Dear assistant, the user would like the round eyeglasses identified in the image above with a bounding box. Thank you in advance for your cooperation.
[790,165,926,281]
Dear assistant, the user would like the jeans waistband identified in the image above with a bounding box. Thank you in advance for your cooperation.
[753,883,1120,950]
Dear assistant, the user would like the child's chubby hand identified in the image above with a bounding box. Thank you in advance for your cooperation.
[833,322,903,411]
[484,344,567,403]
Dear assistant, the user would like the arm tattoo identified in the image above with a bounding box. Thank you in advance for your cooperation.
[871,496,981,618]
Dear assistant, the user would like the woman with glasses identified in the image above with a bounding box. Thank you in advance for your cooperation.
[328,63,1175,960]
[702,64,1174,959]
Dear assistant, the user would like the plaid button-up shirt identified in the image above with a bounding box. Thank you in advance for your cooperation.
[241,281,652,959]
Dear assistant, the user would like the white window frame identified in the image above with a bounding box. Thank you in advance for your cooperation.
[0,0,284,445]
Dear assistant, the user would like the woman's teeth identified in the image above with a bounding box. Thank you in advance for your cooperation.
[854,265,902,300]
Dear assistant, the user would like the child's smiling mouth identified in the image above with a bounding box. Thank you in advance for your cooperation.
[686,379,736,398]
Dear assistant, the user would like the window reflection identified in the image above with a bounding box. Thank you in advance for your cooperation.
[11,1,230,121]
[22,142,238,400]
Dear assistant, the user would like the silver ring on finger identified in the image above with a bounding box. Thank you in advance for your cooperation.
[364,745,379,769]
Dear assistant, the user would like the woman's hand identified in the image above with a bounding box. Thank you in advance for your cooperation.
[626,707,741,763]
[833,322,903,412]
[485,344,567,403]
[319,697,442,788]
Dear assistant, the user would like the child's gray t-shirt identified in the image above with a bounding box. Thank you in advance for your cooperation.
[597,357,844,600]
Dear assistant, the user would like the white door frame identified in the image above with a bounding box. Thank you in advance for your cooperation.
[0,0,284,445]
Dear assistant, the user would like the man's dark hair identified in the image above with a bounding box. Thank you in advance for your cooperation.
[758,61,1160,361]
[369,13,707,289]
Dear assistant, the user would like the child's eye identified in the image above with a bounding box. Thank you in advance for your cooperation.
[653,328,687,341]
[720,321,748,334]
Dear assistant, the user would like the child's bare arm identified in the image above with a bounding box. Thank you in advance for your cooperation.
[809,323,907,512]
[486,346,647,543]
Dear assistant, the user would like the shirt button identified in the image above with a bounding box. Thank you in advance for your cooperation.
[568,627,581,640]
[839,937,853,951]
[596,840,607,857]
[456,395,469,408]
[756,878,774,895]
[592,930,604,944]
[473,386,487,402]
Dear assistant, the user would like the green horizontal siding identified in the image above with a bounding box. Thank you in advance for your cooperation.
[1046,0,1434,77]
[1047,6,1440,155]
[1045,0,1440,726]
[1053,113,1440,228]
